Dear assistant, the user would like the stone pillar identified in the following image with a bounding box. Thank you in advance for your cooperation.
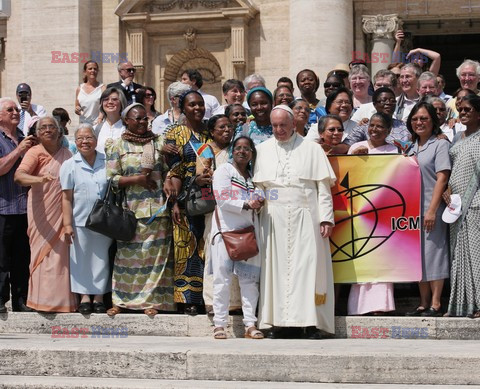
[362,14,401,76]
[127,29,145,85]
[289,0,353,95]
[230,19,246,81]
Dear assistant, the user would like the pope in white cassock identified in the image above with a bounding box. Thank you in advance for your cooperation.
[253,105,337,339]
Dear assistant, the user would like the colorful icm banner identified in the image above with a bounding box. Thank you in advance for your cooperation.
[328,154,422,283]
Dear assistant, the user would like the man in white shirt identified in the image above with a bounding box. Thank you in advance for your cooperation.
[395,63,421,121]
[181,69,219,120]
[16,83,46,136]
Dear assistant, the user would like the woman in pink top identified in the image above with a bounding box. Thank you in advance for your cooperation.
[347,112,398,315]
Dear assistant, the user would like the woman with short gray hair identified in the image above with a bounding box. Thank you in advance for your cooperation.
[60,123,112,314]
[349,64,372,109]
[152,81,191,135]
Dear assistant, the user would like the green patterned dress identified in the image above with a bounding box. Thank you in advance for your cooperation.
[106,137,174,311]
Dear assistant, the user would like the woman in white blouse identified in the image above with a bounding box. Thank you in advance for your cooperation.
[75,60,106,125]
[211,136,264,340]
[94,87,127,152]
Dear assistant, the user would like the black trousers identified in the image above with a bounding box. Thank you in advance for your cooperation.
[0,214,30,310]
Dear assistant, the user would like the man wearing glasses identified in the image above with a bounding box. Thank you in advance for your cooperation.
[107,61,142,105]
[0,98,36,313]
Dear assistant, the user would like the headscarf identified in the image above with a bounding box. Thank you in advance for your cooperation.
[247,87,273,105]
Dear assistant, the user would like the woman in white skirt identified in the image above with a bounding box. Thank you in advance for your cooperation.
[211,136,264,339]
[60,123,112,314]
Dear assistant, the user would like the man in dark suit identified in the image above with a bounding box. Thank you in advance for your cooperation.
[107,61,142,105]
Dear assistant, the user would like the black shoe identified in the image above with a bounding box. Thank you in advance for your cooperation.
[0,303,6,313]
[78,302,92,314]
[405,307,426,317]
[265,328,278,339]
[421,307,442,317]
[305,326,322,340]
[184,305,198,316]
[93,302,106,314]
[16,303,33,312]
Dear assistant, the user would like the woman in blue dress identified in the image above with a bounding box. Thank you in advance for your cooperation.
[60,123,112,314]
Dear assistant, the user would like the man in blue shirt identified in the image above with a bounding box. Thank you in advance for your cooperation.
[0,98,35,312]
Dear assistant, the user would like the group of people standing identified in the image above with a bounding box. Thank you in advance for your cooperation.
[1,49,479,341]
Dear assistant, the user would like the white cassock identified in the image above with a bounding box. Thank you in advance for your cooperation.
[253,133,337,334]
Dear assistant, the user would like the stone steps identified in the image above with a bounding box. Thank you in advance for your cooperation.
[2,334,480,385]
[1,376,476,389]
[1,312,479,340]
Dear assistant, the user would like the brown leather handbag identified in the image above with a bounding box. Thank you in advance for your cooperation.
[212,207,259,261]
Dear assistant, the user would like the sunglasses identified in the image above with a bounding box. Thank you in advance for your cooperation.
[125,68,136,73]
[324,82,342,88]
[458,106,472,113]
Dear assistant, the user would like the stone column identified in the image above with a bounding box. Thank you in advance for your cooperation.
[127,29,145,85]
[230,19,246,81]
[362,14,401,76]
[289,0,353,95]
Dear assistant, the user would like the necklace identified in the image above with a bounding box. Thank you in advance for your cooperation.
[275,133,298,176]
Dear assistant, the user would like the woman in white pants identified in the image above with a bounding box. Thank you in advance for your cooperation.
[211,136,264,339]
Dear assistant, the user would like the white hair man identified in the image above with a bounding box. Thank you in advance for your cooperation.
[253,105,336,339]
[0,97,36,313]
[447,59,480,116]
[417,71,439,98]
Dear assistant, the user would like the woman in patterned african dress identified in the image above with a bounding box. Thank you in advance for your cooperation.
[164,90,211,315]
[105,103,174,317]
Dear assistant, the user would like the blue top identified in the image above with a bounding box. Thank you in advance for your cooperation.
[247,121,273,146]
[59,152,108,227]
[0,129,28,214]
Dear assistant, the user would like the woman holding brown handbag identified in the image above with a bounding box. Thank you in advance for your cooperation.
[210,136,264,339]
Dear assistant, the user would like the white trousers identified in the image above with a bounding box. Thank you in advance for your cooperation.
[211,238,259,328]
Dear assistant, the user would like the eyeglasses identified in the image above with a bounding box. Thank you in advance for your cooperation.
[38,124,57,131]
[5,107,20,113]
[233,146,253,152]
[374,83,393,89]
[215,124,234,131]
[333,100,352,106]
[104,97,120,103]
[435,107,447,112]
[460,73,477,79]
[411,116,430,123]
[324,82,342,88]
[125,68,136,73]
[75,136,95,142]
[458,106,472,113]
[145,93,154,98]
[127,116,148,122]
[325,127,344,133]
[376,98,396,105]
[293,106,311,113]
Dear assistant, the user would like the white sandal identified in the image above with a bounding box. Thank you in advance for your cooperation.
[214,327,227,339]
[245,326,264,339]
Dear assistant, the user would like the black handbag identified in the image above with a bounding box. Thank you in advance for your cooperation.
[85,178,137,241]
[185,178,216,216]
[185,145,216,216]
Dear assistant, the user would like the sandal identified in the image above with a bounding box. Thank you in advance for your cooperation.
[473,311,480,318]
[244,326,264,339]
[106,306,122,317]
[144,308,158,317]
[213,327,227,339]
